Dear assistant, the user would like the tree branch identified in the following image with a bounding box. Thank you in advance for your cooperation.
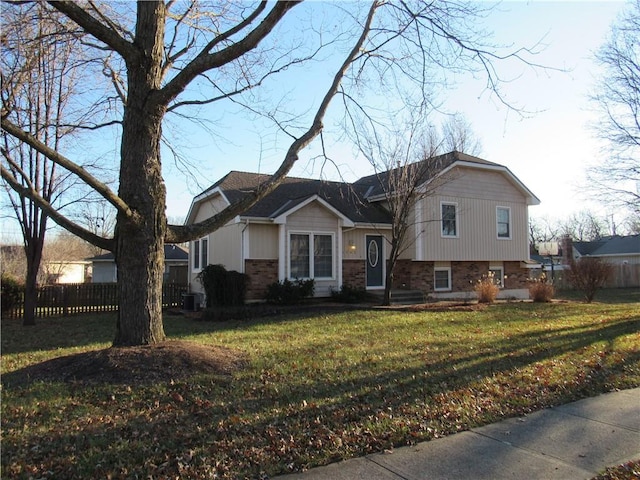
[167,1,381,243]
[1,164,114,251]
[48,0,136,61]
[1,118,137,222]
[156,1,299,107]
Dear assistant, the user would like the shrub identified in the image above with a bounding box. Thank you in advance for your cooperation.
[265,278,315,305]
[474,271,500,303]
[197,264,248,307]
[566,257,614,303]
[528,274,555,302]
[330,284,370,303]
[1,273,24,312]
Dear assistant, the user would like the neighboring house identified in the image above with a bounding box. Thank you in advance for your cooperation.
[561,234,640,288]
[42,260,92,284]
[89,244,189,283]
[186,151,541,301]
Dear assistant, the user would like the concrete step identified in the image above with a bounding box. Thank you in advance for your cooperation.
[370,289,426,305]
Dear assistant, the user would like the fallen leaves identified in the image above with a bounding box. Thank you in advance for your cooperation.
[2,302,639,478]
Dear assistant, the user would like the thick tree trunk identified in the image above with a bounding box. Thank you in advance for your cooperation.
[112,2,167,346]
[112,105,167,346]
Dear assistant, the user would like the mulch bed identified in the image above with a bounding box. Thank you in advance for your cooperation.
[2,340,247,387]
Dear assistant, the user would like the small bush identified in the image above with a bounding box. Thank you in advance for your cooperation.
[330,284,369,304]
[528,274,555,302]
[1,273,24,312]
[265,278,315,305]
[197,264,248,307]
[474,271,499,304]
[566,257,614,303]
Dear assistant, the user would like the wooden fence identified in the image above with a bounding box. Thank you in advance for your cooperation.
[2,282,188,319]
[548,263,640,290]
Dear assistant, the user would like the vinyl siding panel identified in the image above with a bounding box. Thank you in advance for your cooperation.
[192,195,229,223]
[287,202,339,230]
[438,167,525,203]
[210,223,243,272]
[417,168,530,261]
[248,224,278,259]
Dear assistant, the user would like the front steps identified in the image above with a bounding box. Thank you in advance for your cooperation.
[370,289,426,305]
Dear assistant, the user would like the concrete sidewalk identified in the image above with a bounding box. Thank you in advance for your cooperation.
[277,388,640,480]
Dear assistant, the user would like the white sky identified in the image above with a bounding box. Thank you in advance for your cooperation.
[0,1,630,243]
[444,1,629,221]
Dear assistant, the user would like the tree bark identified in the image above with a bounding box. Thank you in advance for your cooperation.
[113,1,167,346]
[22,238,43,326]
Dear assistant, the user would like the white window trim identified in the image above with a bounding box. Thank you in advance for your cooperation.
[434,267,452,291]
[288,231,335,280]
[440,201,459,238]
[489,265,504,288]
[191,236,209,272]
[496,206,512,240]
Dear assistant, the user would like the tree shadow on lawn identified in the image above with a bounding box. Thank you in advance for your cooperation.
[0,313,117,354]
[3,314,638,478]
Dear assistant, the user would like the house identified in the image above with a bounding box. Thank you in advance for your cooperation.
[561,234,640,288]
[186,151,540,302]
[89,244,189,284]
[42,260,92,284]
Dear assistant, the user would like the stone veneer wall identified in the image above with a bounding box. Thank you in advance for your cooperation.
[342,259,366,289]
[244,259,278,300]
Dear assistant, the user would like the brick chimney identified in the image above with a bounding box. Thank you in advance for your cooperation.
[560,235,573,265]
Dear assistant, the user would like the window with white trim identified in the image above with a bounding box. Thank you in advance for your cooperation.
[289,233,333,279]
[434,268,451,291]
[497,207,511,239]
[489,266,504,288]
[441,202,458,237]
[192,236,209,271]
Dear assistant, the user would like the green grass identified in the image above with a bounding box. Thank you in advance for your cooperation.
[2,296,639,479]
[556,287,640,304]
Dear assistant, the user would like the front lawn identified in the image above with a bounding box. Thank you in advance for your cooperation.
[2,298,639,479]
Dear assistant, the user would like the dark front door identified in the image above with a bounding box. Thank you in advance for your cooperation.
[365,235,384,288]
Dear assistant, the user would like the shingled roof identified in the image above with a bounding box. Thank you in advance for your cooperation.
[192,150,538,225]
[574,235,640,257]
[89,244,188,262]
[353,150,497,198]
[203,171,392,224]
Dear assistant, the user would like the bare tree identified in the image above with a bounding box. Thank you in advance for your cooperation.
[72,201,117,256]
[440,113,482,155]
[589,0,640,215]
[529,215,558,255]
[1,1,539,346]
[1,3,85,325]
[558,210,609,242]
[367,140,447,305]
